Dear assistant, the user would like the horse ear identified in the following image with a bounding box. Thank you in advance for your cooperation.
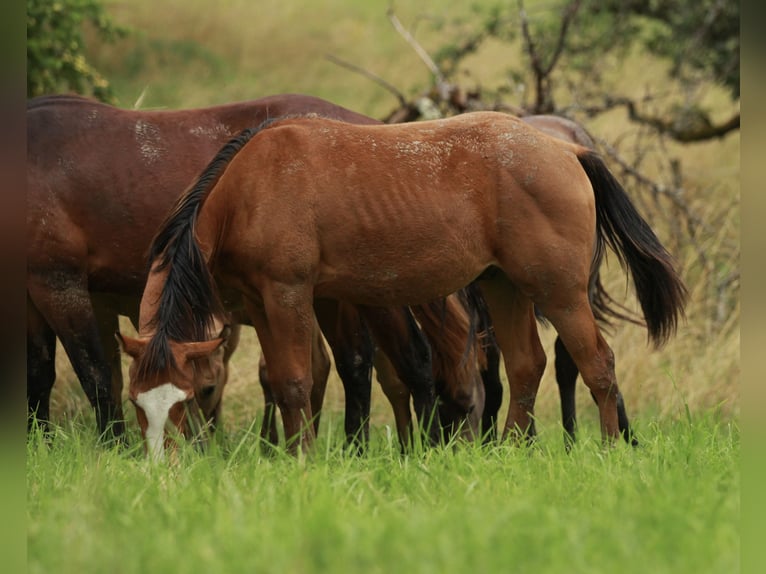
[217,324,232,342]
[180,338,226,363]
[115,332,147,358]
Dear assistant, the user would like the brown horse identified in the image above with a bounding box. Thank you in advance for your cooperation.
[27,93,441,444]
[376,284,490,447]
[122,112,686,455]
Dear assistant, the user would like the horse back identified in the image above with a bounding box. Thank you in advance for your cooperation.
[26,94,380,293]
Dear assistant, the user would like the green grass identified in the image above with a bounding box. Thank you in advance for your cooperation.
[28,415,739,574]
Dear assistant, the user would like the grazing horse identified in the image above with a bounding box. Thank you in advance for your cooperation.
[121,112,686,456]
[27,93,439,443]
[376,284,490,447]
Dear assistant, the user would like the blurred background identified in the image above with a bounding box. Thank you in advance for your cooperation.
[28,0,739,439]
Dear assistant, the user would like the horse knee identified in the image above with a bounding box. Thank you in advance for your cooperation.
[516,349,547,387]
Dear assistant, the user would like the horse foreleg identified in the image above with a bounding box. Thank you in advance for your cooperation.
[257,355,280,447]
[479,340,503,443]
[28,274,124,440]
[93,297,127,430]
[373,349,414,451]
[246,287,315,455]
[542,302,621,442]
[210,323,241,431]
[315,300,374,450]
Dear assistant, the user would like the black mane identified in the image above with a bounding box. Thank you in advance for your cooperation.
[137,125,263,377]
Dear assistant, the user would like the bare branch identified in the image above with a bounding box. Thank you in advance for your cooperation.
[324,54,409,108]
[387,8,445,84]
[542,0,583,77]
[518,0,583,113]
[595,96,740,142]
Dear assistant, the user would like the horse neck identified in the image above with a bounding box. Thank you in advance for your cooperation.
[413,295,482,384]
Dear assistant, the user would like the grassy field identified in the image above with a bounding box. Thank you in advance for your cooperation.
[29,1,740,573]
[28,415,739,574]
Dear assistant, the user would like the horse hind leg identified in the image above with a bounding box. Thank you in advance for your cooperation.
[539,298,621,442]
[557,325,636,446]
[478,277,546,443]
[557,331,637,447]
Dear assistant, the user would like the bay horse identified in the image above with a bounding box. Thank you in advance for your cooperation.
[27,93,439,444]
[375,284,490,447]
[122,111,686,455]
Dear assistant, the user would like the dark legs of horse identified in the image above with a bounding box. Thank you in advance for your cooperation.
[554,336,638,448]
[480,343,503,441]
[93,297,127,437]
[359,305,441,446]
[27,277,125,441]
[27,297,56,433]
[480,341,503,443]
[554,335,578,450]
[461,282,502,442]
[314,300,374,451]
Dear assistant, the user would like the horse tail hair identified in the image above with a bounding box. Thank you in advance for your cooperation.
[577,150,688,347]
[588,272,644,330]
[138,124,268,377]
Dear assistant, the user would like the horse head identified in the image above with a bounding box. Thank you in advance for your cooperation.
[116,327,231,461]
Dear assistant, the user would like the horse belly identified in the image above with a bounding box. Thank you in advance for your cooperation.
[315,233,490,306]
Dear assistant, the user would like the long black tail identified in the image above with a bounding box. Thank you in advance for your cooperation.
[577,151,687,347]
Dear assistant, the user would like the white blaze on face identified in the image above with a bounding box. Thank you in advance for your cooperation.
[134,383,189,462]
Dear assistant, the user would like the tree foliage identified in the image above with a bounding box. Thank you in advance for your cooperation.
[597,0,739,98]
[27,0,125,101]
[402,0,739,140]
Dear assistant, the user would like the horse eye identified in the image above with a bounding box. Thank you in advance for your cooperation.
[200,386,216,397]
